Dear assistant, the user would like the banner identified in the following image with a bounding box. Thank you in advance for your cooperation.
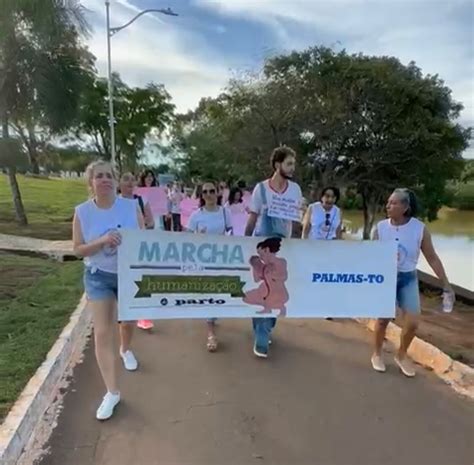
[118,231,397,320]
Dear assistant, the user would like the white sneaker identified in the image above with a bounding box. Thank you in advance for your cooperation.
[371,354,386,373]
[394,355,416,377]
[120,350,138,371]
[96,392,120,421]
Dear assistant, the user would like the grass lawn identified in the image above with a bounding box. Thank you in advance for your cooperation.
[0,174,87,240]
[0,252,83,421]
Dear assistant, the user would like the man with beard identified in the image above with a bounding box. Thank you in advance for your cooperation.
[245,146,302,358]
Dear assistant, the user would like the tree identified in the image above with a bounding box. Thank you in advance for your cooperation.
[0,0,92,225]
[175,46,470,238]
[76,73,175,173]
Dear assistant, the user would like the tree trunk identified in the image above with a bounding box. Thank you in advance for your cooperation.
[26,123,40,174]
[361,190,377,240]
[2,116,28,225]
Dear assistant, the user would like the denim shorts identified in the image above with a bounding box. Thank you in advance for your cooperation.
[84,268,118,301]
[396,271,420,314]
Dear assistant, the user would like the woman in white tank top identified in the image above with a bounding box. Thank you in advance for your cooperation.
[302,187,342,240]
[73,161,144,421]
[371,188,454,378]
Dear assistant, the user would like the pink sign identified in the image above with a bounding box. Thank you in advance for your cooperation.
[180,197,199,228]
[228,203,248,236]
[135,187,168,216]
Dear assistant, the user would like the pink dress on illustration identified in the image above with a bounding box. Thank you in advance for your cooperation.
[243,238,289,316]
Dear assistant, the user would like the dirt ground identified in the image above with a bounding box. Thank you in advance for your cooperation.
[415,292,474,367]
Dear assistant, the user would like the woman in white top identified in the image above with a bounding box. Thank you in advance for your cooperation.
[371,188,454,377]
[119,172,154,229]
[187,181,232,352]
[302,186,342,240]
[73,161,144,421]
[118,172,155,363]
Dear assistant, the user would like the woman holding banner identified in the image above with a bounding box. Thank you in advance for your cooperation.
[371,188,455,377]
[73,161,144,420]
[136,170,163,330]
[119,172,154,229]
[187,181,233,352]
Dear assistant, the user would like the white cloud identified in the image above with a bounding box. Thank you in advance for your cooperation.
[82,0,231,113]
[195,0,474,156]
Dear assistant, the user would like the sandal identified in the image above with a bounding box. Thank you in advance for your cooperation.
[206,334,218,352]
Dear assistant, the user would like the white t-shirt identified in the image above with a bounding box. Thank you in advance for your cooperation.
[309,202,341,240]
[250,179,302,237]
[377,217,425,272]
[187,206,232,235]
[75,197,139,273]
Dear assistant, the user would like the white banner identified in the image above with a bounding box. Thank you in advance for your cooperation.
[118,230,397,320]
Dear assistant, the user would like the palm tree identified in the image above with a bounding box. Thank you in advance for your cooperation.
[0,0,93,225]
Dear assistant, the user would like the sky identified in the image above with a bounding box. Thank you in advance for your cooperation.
[82,0,474,158]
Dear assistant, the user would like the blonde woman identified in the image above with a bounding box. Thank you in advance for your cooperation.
[73,161,144,420]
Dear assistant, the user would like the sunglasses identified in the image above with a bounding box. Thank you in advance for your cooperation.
[202,189,216,195]
[325,212,331,226]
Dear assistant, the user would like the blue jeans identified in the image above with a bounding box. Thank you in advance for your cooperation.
[396,270,420,314]
[252,317,276,349]
[83,268,118,301]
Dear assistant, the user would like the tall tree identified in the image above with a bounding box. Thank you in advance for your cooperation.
[174,46,470,237]
[0,0,92,225]
[76,73,175,173]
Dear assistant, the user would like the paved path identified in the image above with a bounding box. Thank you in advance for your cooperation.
[0,233,73,261]
[37,319,473,465]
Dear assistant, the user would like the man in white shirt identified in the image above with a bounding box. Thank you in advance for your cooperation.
[245,146,302,358]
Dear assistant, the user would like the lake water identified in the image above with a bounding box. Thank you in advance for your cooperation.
[343,208,474,291]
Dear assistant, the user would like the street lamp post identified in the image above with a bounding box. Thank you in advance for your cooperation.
[104,1,178,169]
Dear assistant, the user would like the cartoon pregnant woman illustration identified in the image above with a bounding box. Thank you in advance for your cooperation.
[243,237,289,316]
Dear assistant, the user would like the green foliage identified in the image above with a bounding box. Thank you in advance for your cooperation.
[451,182,474,210]
[39,145,98,174]
[172,46,471,236]
[0,0,95,173]
[0,138,29,169]
[76,73,175,173]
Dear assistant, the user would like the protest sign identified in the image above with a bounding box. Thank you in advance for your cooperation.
[267,190,301,222]
[180,197,200,228]
[118,231,397,320]
[135,187,168,216]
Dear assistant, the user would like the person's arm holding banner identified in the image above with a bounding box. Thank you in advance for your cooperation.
[301,204,312,239]
[244,183,261,237]
[335,210,343,239]
[143,201,154,229]
[72,215,120,257]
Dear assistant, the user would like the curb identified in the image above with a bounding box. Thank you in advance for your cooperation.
[356,318,474,400]
[0,295,91,465]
